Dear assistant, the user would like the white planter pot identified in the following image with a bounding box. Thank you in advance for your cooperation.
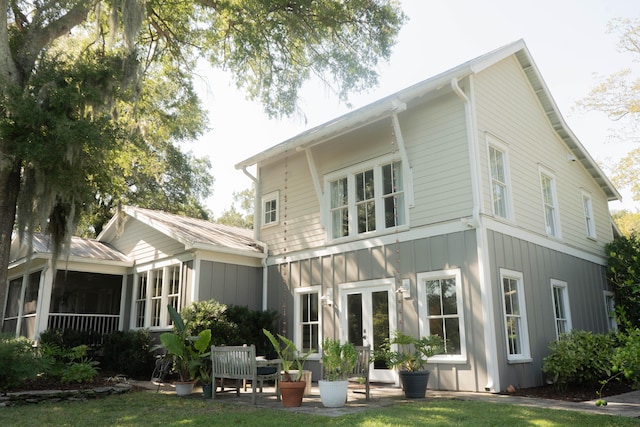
[318,380,349,408]
[174,381,194,396]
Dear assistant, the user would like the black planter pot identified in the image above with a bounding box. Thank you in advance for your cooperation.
[399,370,431,398]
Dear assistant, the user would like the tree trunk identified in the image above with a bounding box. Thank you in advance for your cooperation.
[0,161,22,318]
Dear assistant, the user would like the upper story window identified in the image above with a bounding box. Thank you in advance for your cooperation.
[539,168,561,238]
[500,269,531,362]
[294,287,321,355]
[550,279,572,338]
[134,263,183,329]
[487,137,512,220]
[417,269,467,362]
[262,191,279,227]
[581,191,596,239]
[327,157,405,240]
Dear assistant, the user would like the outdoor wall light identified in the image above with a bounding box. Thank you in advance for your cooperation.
[321,288,334,306]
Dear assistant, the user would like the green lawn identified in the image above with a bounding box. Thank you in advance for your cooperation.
[0,391,637,427]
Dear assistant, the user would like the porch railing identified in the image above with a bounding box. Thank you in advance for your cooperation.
[47,313,120,335]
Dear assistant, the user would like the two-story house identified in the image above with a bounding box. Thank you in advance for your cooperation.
[234,39,620,393]
[3,40,620,393]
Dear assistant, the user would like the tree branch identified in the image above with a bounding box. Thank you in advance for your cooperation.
[16,0,99,78]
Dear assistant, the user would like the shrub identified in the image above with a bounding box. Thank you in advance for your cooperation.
[38,343,100,383]
[100,330,156,379]
[606,235,640,331]
[181,300,237,345]
[611,327,640,389]
[226,305,279,357]
[542,330,616,390]
[0,334,40,392]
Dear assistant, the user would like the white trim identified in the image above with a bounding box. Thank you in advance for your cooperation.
[499,268,531,362]
[417,269,467,363]
[550,279,572,338]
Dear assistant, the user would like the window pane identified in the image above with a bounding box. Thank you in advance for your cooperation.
[444,317,461,354]
[441,278,457,315]
[23,272,40,315]
[347,294,363,346]
[426,280,442,316]
[5,278,22,318]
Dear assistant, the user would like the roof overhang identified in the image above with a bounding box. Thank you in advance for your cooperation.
[236,39,621,202]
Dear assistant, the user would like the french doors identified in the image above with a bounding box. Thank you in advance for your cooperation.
[339,281,397,383]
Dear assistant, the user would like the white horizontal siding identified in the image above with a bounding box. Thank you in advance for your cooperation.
[402,94,473,225]
[474,56,613,254]
[109,220,185,264]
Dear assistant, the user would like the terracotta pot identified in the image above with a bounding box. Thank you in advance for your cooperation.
[279,380,307,407]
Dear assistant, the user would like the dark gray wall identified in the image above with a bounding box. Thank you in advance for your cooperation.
[487,230,611,390]
[197,260,263,310]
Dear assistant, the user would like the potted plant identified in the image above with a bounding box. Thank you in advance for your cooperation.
[263,328,314,407]
[199,361,213,398]
[159,305,212,396]
[319,338,358,407]
[377,330,444,398]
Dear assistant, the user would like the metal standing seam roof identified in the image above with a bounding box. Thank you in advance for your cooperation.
[122,206,265,255]
[10,233,132,265]
[235,39,620,202]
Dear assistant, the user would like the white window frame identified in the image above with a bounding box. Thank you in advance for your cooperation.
[603,291,618,332]
[550,279,572,338]
[417,269,467,363]
[581,191,597,239]
[500,269,531,362]
[261,191,279,228]
[294,286,321,360]
[132,262,183,330]
[325,154,407,241]
[486,136,513,220]
[539,167,561,238]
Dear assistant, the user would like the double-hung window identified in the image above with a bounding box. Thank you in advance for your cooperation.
[500,269,531,362]
[581,191,596,239]
[262,191,279,227]
[134,263,182,329]
[550,280,572,338]
[327,156,406,240]
[487,137,512,219]
[540,168,561,237]
[294,287,320,354]
[417,269,466,362]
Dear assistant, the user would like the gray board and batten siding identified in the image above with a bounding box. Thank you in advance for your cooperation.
[487,229,611,390]
[265,229,490,392]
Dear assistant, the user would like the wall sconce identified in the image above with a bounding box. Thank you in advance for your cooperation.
[321,288,334,306]
[398,279,411,299]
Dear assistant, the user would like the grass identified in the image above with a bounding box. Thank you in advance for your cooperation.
[0,391,637,427]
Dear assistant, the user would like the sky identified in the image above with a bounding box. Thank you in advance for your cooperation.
[187,0,640,218]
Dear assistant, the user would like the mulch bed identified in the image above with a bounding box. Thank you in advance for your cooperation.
[507,380,635,402]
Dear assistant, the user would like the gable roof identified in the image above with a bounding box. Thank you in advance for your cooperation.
[236,39,620,202]
[98,206,266,257]
[9,233,132,267]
